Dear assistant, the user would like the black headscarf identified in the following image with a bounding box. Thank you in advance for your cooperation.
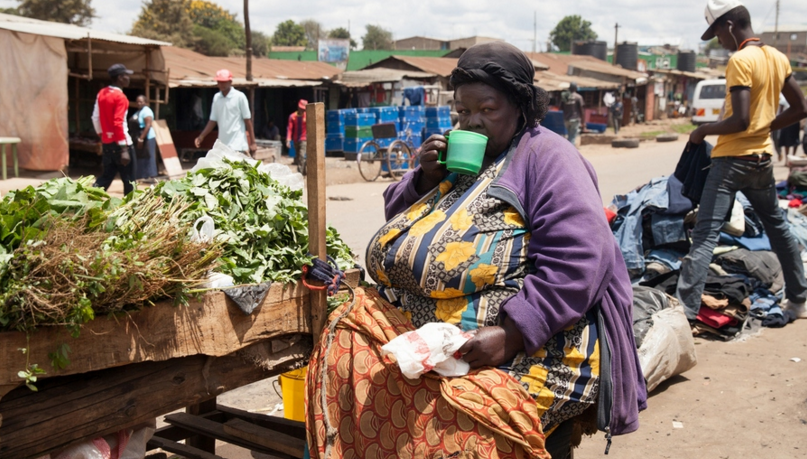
[449,42,548,126]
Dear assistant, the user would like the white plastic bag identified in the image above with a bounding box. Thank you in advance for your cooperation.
[204,272,235,289]
[381,323,473,379]
[193,140,305,191]
[190,215,215,243]
[638,301,698,392]
[721,198,745,237]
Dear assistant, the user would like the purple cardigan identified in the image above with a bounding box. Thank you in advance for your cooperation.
[383,125,647,436]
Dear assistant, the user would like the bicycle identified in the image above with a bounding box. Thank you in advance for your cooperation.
[356,122,420,182]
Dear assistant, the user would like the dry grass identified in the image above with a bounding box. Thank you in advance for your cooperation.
[1,196,220,331]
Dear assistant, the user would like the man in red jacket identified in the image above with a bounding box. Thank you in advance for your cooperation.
[286,99,307,170]
[92,64,136,195]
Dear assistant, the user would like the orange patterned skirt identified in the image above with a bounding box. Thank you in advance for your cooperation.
[306,287,550,459]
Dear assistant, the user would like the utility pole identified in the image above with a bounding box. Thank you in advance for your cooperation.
[244,0,254,123]
[613,23,620,66]
[533,11,537,54]
[773,0,780,48]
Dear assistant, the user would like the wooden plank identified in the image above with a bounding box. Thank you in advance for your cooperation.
[148,435,225,459]
[0,282,309,388]
[0,341,310,459]
[306,102,327,344]
[152,119,183,177]
[223,418,305,458]
[164,413,294,458]
[187,398,217,454]
[216,404,305,439]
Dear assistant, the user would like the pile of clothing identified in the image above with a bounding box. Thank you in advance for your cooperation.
[610,174,804,340]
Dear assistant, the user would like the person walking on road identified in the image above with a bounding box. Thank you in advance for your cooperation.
[612,96,624,135]
[287,100,308,170]
[194,69,257,156]
[677,0,807,320]
[92,63,136,195]
[562,83,584,146]
[134,95,158,182]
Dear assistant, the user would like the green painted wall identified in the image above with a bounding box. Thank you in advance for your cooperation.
[267,49,453,71]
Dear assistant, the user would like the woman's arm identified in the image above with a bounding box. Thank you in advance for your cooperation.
[139,116,153,143]
[500,141,616,356]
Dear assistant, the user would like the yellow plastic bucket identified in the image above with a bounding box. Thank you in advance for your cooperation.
[279,366,307,422]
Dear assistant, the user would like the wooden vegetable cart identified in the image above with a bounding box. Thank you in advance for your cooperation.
[0,103,345,459]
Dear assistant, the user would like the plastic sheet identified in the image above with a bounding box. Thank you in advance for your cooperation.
[381,323,473,379]
[638,300,698,392]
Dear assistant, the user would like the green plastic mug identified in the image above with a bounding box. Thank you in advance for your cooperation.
[438,130,489,175]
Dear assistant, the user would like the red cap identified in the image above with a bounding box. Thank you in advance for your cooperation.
[298,99,308,110]
[215,69,233,82]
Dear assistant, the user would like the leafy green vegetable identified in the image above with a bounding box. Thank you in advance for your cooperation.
[122,159,355,284]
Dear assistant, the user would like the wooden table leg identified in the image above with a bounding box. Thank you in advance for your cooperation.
[186,397,218,453]
[12,143,18,178]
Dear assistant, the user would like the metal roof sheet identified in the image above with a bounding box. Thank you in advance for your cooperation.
[0,13,169,46]
[162,46,341,87]
[335,68,437,87]
[365,55,459,77]
[526,52,647,80]
[533,71,620,91]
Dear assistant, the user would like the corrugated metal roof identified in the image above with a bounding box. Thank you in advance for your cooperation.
[162,46,341,87]
[364,55,459,77]
[534,71,620,91]
[0,13,169,46]
[526,52,647,81]
[336,68,437,87]
[649,68,722,80]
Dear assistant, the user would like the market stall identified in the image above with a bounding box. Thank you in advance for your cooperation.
[0,103,347,458]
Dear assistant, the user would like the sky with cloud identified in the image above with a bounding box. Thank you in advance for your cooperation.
[1,0,805,51]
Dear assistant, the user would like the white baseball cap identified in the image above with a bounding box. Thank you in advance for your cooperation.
[701,0,744,41]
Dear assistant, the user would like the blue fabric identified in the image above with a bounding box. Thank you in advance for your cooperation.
[137,106,156,140]
[674,141,713,204]
[785,208,807,249]
[651,214,687,246]
[611,177,672,272]
[677,157,807,319]
[718,232,772,251]
[749,288,795,327]
[735,192,764,237]
[403,86,425,106]
[646,248,684,271]
[661,175,693,215]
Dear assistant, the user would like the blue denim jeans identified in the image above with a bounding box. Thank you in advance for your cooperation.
[676,156,807,319]
[564,119,581,145]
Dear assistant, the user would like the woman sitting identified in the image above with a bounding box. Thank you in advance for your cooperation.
[307,42,646,459]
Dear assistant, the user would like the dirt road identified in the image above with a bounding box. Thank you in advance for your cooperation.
[308,136,807,458]
[90,135,804,458]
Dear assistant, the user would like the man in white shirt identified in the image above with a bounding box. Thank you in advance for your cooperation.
[194,69,257,155]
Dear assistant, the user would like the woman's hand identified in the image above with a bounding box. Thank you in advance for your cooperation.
[416,134,449,193]
[458,317,524,369]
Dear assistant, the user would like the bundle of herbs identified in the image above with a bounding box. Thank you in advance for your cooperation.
[0,179,220,334]
[129,158,355,285]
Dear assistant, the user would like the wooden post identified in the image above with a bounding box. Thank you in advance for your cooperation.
[145,47,151,104]
[306,102,327,344]
[186,397,217,453]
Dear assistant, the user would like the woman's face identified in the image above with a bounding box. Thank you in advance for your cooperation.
[455,82,522,157]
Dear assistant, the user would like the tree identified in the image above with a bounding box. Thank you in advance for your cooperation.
[362,24,393,50]
[251,31,270,57]
[272,20,307,47]
[549,15,597,52]
[15,0,95,26]
[328,27,357,49]
[131,0,195,47]
[187,0,244,49]
[299,19,325,49]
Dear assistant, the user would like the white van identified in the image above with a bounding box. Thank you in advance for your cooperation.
[691,79,726,124]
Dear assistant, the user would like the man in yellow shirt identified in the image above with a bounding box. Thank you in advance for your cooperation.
[678,0,807,320]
